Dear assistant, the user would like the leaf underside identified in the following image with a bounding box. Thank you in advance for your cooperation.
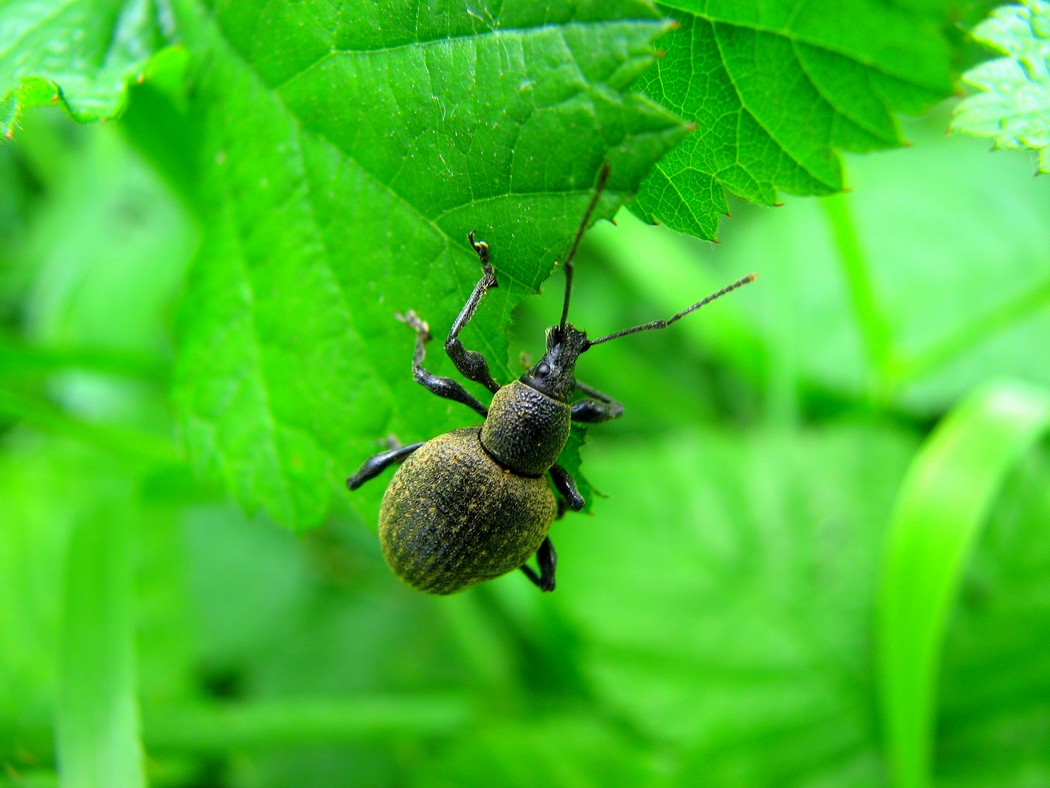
[630,0,954,239]
[0,0,175,137]
[951,0,1050,174]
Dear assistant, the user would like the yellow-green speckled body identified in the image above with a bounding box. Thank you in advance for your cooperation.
[380,427,558,595]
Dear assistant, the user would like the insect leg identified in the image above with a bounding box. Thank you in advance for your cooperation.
[399,310,488,418]
[442,233,502,394]
[549,464,585,512]
[520,536,557,592]
[346,442,425,490]
[570,380,624,423]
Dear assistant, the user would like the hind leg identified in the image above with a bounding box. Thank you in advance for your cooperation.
[520,536,556,592]
[346,441,424,490]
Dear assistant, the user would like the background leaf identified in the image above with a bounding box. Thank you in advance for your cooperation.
[551,424,919,785]
[630,0,954,238]
[951,0,1050,174]
[0,0,175,137]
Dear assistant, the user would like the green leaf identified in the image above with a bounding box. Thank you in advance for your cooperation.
[877,380,1050,788]
[951,0,1050,174]
[0,0,175,138]
[631,0,954,239]
[427,714,658,785]
[157,0,688,528]
[556,423,921,783]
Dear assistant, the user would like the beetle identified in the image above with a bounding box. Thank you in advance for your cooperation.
[347,164,754,594]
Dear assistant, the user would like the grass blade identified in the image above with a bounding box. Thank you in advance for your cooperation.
[877,380,1050,787]
[56,503,144,787]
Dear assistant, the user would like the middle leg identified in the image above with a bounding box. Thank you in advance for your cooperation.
[570,380,624,423]
[399,310,488,417]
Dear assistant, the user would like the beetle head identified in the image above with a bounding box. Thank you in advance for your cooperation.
[521,324,589,401]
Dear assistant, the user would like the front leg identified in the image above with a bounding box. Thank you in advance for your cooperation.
[443,233,502,394]
[570,380,624,423]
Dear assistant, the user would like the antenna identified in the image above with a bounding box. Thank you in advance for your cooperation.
[586,273,757,347]
[559,163,611,330]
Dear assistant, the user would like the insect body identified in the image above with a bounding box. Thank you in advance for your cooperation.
[347,165,754,594]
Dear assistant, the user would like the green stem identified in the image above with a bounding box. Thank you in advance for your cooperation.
[143,696,472,753]
[7,695,473,763]
[898,275,1050,383]
[57,503,145,787]
[0,388,181,465]
[821,195,894,401]
[0,339,168,382]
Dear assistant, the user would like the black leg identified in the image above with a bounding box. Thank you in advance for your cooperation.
[346,442,425,490]
[570,381,624,423]
[442,233,502,394]
[398,310,489,418]
[520,536,557,592]
[549,464,584,511]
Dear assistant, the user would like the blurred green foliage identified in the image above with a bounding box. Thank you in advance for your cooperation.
[952,0,1050,174]
[2,2,1050,787]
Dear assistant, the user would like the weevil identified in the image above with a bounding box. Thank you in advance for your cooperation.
[347,165,754,594]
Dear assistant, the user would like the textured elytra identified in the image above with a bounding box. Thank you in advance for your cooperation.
[380,427,558,595]
[481,382,572,477]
